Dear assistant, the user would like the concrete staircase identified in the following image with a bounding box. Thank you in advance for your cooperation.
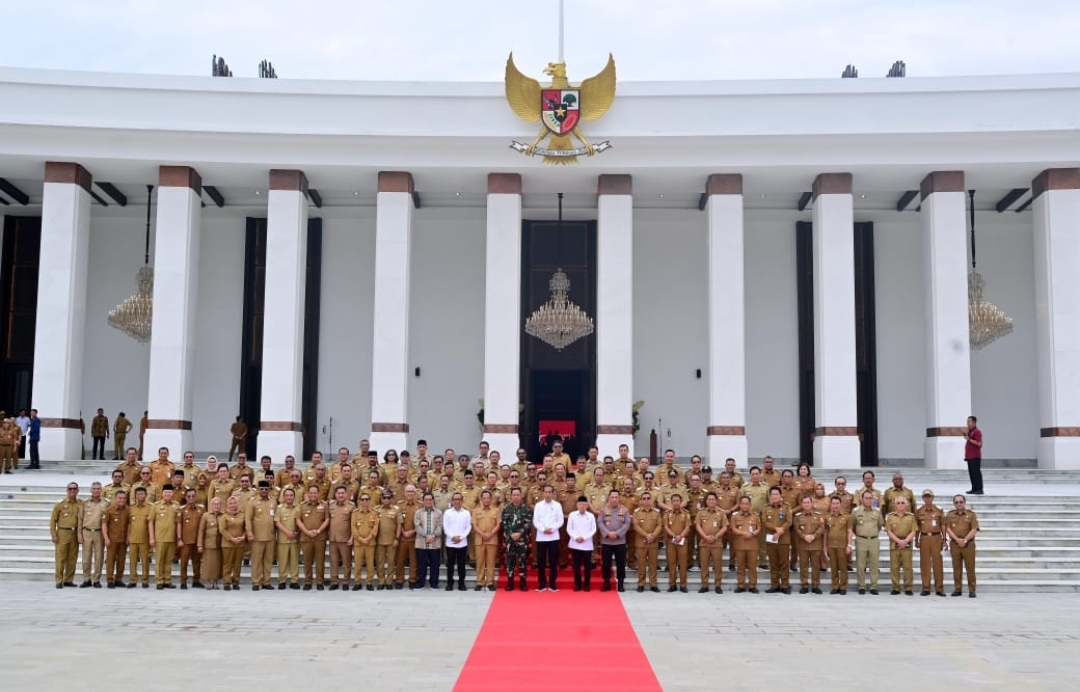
[2,467,1078,591]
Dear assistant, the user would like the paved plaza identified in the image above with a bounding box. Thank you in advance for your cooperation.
[3,581,1077,691]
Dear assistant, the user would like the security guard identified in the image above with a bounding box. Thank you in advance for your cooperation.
[915,488,947,596]
[946,494,980,598]
[50,483,84,587]
[885,495,917,595]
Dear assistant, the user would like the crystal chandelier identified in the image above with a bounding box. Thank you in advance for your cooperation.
[525,193,594,351]
[108,185,154,343]
[966,190,1012,350]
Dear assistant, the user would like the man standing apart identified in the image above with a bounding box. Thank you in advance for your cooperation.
[79,482,107,588]
[50,483,83,588]
[946,494,979,598]
[443,492,472,591]
[501,488,532,591]
[91,408,109,461]
[598,490,631,592]
[413,492,443,589]
[228,416,247,462]
[27,409,41,470]
[112,412,133,461]
[963,416,984,495]
[532,484,564,592]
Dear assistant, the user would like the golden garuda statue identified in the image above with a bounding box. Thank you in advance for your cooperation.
[504,52,616,164]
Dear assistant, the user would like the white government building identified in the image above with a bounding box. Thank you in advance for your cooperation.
[0,64,1078,470]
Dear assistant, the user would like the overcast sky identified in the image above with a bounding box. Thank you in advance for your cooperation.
[2,0,1079,81]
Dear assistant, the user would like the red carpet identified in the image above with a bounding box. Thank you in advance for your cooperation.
[453,574,662,692]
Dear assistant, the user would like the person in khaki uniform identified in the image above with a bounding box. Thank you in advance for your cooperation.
[298,485,329,590]
[633,492,663,592]
[663,494,691,592]
[112,412,133,460]
[695,492,728,593]
[729,495,762,592]
[148,447,176,488]
[394,486,420,588]
[79,482,107,588]
[852,489,885,594]
[823,496,854,594]
[915,489,947,596]
[137,412,147,460]
[229,454,256,484]
[739,467,771,569]
[351,494,380,590]
[713,472,739,572]
[103,470,130,504]
[149,485,181,589]
[228,416,247,462]
[327,487,354,589]
[177,489,205,589]
[946,494,980,598]
[209,465,236,507]
[793,495,825,594]
[218,496,247,590]
[90,409,109,460]
[472,489,501,591]
[374,492,403,589]
[883,473,917,515]
[245,481,277,590]
[759,456,781,489]
[103,490,131,587]
[115,448,144,486]
[885,495,917,595]
[761,487,792,593]
[274,488,302,589]
[198,497,224,589]
[830,477,856,514]
[126,487,153,587]
[50,483,84,587]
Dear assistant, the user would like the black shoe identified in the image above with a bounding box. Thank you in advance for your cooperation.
[316,584,324,591]
[734,587,746,593]
[488,585,496,592]
[93,582,102,588]
[583,584,591,592]
[329,584,339,591]
[519,583,528,592]
[905,590,914,596]
[476,585,485,591]
[679,587,688,593]
[192,581,204,589]
[920,591,930,596]
[728,565,735,572]
[870,589,879,595]
[666,585,676,593]
[830,589,839,594]
[811,588,822,594]
[858,588,866,595]
[350,585,360,591]
[951,591,962,597]
[303,584,312,591]
[715,587,723,594]
[602,584,612,592]
[394,583,404,590]
[289,583,300,590]
[252,585,260,591]
[180,584,188,590]
[839,590,846,595]
[141,583,149,589]
[799,587,809,594]
[506,582,514,591]
[766,587,778,593]
[106,582,115,589]
[891,590,900,595]
[936,592,946,597]
[127,583,137,589]
[969,592,977,598]
[970,491,984,495]
[163,584,175,589]
[790,566,798,573]
[782,588,791,594]
[55,583,63,589]
[79,581,92,588]
[278,583,287,590]
[157,584,164,590]
[224,585,231,591]
[635,586,643,593]
[446,584,454,592]
[367,585,375,591]
[698,587,709,593]
[749,588,759,594]
[617,585,624,592]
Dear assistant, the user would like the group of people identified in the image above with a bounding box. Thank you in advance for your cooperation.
[0,408,41,472]
[48,439,980,598]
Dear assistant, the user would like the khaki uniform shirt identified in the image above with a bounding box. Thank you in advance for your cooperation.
[179,503,205,544]
[472,506,501,545]
[830,490,856,514]
[229,464,256,483]
[945,509,980,541]
[398,501,420,541]
[664,509,692,541]
[885,513,918,549]
[82,498,107,534]
[50,498,83,534]
[198,512,223,551]
[245,496,277,542]
[328,501,355,543]
[127,503,152,544]
[852,506,884,538]
[275,503,301,543]
[740,483,770,515]
[432,489,454,513]
[761,503,793,545]
[760,469,781,488]
[729,511,761,551]
[824,513,853,549]
[376,505,403,546]
[231,487,257,513]
[883,486,917,515]
[916,505,945,535]
[219,512,246,543]
[151,501,180,544]
[148,460,176,488]
[793,511,825,551]
[209,479,236,506]
[727,471,745,489]
[696,507,728,540]
[633,507,663,541]
[114,461,144,486]
[131,481,160,504]
[299,500,329,542]
[103,505,130,543]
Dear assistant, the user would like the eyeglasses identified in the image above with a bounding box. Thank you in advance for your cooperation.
[954,500,965,505]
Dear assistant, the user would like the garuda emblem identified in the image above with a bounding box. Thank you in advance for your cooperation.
[505,52,616,165]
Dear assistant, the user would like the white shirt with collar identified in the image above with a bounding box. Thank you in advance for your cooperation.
[566,510,597,551]
[442,506,472,548]
[532,499,564,542]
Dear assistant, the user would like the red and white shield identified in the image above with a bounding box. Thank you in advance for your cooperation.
[541,89,580,136]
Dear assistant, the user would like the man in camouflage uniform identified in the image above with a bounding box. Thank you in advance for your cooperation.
[501,487,532,591]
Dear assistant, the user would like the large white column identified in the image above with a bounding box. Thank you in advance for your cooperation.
[142,166,201,460]
[920,171,972,469]
[33,162,92,460]
[595,174,634,456]
[369,171,414,453]
[811,173,861,468]
[1033,168,1080,469]
[704,174,748,466]
[481,173,523,456]
[258,170,309,463]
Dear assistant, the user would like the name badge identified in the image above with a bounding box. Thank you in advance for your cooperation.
[931,518,937,527]
[269,509,275,517]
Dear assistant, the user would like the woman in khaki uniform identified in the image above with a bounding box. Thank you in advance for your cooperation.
[0,418,18,473]
[198,497,224,589]
[812,484,831,514]
[793,462,816,503]
[218,496,247,591]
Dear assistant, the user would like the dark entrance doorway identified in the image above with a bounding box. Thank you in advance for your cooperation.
[520,218,597,463]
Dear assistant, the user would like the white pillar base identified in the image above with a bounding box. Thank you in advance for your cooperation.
[480,432,520,458]
[39,430,83,461]
[141,429,193,462]
[813,436,861,468]
[369,432,408,456]
[924,437,967,469]
[706,434,748,468]
[258,431,303,465]
[1039,438,1080,469]
[595,433,634,459]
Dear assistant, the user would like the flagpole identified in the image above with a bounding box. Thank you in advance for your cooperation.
[558,0,564,63]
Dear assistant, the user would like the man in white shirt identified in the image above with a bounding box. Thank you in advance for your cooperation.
[566,495,597,591]
[442,492,472,592]
[532,484,565,592]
